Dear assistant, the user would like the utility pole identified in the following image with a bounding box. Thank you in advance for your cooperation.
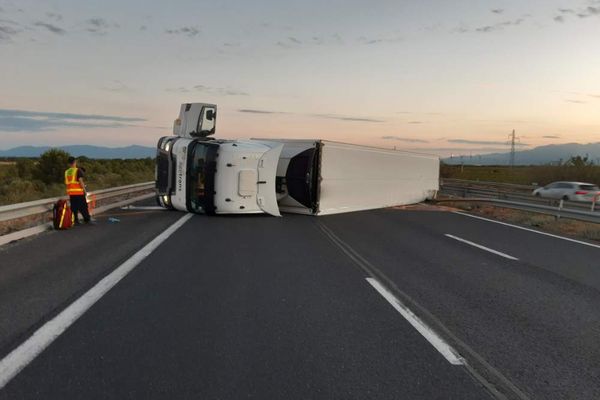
[509,129,517,168]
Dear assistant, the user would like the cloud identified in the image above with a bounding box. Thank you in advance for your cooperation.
[259,21,294,31]
[558,5,600,20]
[408,121,423,124]
[475,18,524,33]
[475,26,496,33]
[34,21,66,35]
[456,16,528,34]
[357,34,402,45]
[554,15,565,23]
[0,22,20,41]
[165,26,200,37]
[276,37,302,48]
[448,139,529,146]
[101,80,134,93]
[165,87,190,93]
[0,109,145,122]
[193,85,249,96]
[167,85,249,96]
[86,18,119,35]
[381,136,429,143]
[491,9,504,14]
[559,91,600,100]
[0,109,146,132]
[542,135,560,139]
[238,109,284,114]
[46,12,62,21]
[397,111,442,116]
[237,109,382,122]
[0,117,133,132]
[415,147,510,153]
[577,6,600,18]
[276,33,345,49]
[312,114,384,123]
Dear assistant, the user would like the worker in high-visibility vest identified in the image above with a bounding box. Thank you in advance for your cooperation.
[65,156,92,224]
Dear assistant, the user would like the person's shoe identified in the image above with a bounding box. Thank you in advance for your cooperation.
[84,219,97,225]
[74,220,81,226]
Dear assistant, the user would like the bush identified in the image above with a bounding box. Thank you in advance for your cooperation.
[0,154,155,206]
[441,162,600,186]
[34,149,71,184]
[16,159,36,179]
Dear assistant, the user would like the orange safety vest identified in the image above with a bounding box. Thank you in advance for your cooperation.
[65,167,85,196]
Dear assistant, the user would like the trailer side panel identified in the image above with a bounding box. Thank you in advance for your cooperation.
[316,141,439,215]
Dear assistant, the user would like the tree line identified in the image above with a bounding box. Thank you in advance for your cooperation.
[441,156,600,186]
[0,149,154,206]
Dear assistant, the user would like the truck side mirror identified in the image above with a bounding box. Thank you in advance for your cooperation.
[206,109,216,121]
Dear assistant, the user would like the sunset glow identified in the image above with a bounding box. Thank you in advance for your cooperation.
[1,0,599,157]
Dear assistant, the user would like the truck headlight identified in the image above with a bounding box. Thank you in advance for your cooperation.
[165,142,171,152]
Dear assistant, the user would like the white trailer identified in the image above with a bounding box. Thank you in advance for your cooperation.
[155,103,439,216]
[272,139,439,215]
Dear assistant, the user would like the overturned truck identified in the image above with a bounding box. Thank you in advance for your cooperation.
[155,103,439,216]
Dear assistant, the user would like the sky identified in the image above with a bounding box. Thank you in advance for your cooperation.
[0,0,599,157]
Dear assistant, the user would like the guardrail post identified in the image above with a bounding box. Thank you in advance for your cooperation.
[557,199,564,219]
[592,194,598,212]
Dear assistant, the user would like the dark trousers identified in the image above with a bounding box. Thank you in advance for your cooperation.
[70,195,90,223]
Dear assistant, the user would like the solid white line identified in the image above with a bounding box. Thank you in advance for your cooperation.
[365,278,464,365]
[454,211,600,250]
[445,234,519,260]
[0,213,193,389]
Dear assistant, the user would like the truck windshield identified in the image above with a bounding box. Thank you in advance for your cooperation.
[187,142,217,213]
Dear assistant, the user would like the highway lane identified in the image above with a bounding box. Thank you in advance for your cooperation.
[440,210,600,289]
[0,199,183,358]
[321,209,600,399]
[1,211,491,399]
[1,206,598,399]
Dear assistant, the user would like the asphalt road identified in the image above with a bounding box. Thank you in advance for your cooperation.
[1,204,599,399]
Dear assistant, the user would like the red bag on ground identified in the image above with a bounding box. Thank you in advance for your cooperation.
[53,199,74,230]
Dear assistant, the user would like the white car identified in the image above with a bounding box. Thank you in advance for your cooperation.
[533,181,600,202]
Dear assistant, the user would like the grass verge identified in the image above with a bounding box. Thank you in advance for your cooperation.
[440,201,600,243]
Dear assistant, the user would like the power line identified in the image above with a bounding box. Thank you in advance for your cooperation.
[508,129,519,168]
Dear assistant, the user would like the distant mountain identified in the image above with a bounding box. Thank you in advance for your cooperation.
[0,145,155,159]
[443,142,600,165]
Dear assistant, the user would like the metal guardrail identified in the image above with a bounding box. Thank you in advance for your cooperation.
[0,181,155,246]
[439,182,600,224]
[441,184,599,212]
[441,178,536,192]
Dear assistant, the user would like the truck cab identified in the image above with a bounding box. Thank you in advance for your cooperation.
[155,103,283,216]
